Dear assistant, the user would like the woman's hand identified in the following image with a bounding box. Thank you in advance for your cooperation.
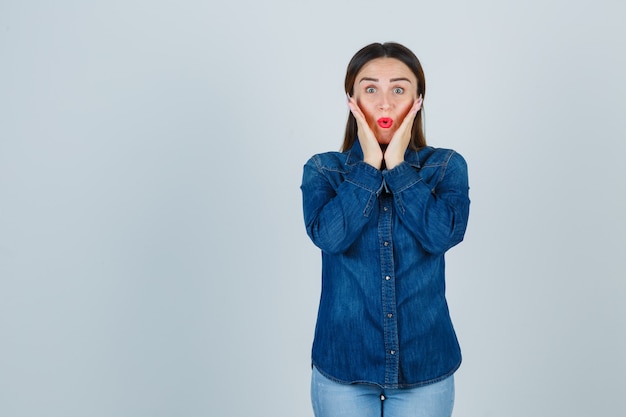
[347,94,383,169]
[384,96,423,169]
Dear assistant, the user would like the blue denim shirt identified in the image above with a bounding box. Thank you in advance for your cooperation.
[301,141,470,389]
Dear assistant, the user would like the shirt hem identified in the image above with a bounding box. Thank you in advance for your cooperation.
[311,359,461,390]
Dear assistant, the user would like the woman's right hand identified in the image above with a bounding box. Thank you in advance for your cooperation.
[347,94,383,169]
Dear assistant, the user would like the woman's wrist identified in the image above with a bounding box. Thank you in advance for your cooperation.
[364,156,383,169]
[384,154,403,170]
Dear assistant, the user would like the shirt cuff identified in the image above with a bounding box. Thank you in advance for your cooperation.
[382,161,423,193]
[345,161,384,193]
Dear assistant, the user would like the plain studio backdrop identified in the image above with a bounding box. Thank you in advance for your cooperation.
[1,1,625,416]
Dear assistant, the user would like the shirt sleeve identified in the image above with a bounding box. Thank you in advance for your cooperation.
[301,156,384,254]
[382,151,470,255]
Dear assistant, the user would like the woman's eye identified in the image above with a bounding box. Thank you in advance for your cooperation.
[393,87,405,94]
[366,87,376,94]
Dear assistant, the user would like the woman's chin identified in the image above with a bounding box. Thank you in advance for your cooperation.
[376,133,393,145]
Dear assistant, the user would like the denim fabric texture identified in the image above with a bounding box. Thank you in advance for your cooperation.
[301,141,470,389]
[311,366,455,417]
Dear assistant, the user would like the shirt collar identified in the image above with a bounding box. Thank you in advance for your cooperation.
[346,138,423,169]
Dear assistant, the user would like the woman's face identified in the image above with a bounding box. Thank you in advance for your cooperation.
[352,57,418,145]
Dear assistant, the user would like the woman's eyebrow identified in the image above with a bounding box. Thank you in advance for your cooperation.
[359,77,412,83]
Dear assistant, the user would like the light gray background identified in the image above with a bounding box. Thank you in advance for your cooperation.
[1,1,625,416]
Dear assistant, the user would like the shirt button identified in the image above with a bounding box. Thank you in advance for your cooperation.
[390,350,396,355]
[383,207,388,211]
[387,313,393,318]
[384,241,389,246]
[385,276,391,281]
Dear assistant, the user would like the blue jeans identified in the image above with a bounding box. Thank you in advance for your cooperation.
[311,367,455,417]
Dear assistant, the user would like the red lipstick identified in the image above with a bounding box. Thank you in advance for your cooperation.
[377,117,393,129]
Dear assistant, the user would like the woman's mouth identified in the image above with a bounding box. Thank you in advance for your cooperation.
[377,118,393,129]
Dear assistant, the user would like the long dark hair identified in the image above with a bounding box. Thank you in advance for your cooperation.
[341,42,426,152]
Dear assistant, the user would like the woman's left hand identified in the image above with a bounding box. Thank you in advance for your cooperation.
[384,96,423,169]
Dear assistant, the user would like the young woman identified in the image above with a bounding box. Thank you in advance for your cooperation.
[301,42,471,417]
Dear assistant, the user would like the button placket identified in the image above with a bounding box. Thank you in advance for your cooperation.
[379,193,399,386]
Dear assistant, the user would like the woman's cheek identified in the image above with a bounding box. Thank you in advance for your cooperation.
[359,104,377,129]
[398,101,414,120]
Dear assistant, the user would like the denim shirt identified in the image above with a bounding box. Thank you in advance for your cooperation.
[301,141,470,389]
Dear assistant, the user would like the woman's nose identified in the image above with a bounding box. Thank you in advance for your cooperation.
[378,99,391,110]
[378,97,391,110]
